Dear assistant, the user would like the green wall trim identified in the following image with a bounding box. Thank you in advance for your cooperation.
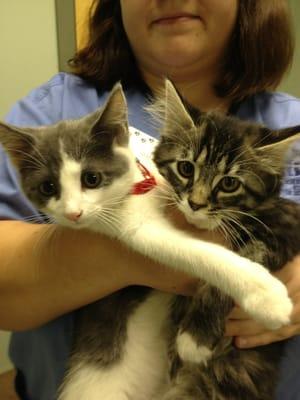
[55,0,76,72]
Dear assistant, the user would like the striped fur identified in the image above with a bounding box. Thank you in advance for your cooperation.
[152,81,300,400]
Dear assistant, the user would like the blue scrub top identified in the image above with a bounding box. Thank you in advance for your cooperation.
[2,73,300,400]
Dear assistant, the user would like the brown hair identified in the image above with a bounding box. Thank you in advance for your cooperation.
[70,0,294,101]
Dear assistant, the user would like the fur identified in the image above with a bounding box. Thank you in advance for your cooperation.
[151,81,300,400]
[0,82,296,399]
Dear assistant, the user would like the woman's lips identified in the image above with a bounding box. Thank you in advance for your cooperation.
[153,14,200,25]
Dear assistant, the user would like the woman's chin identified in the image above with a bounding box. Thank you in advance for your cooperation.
[151,46,209,74]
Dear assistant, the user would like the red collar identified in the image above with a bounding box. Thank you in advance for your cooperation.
[130,159,157,195]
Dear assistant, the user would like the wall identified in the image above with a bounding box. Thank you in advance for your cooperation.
[0,0,58,117]
[280,0,300,96]
[0,0,58,373]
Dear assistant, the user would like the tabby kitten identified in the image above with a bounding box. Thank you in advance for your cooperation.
[151,81,300,400]
[0,83,293,400]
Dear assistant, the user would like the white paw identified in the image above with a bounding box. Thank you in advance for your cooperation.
[240,271,293,329]
[176,331,212,365]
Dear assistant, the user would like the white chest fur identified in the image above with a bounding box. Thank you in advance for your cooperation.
[60,291,172,400]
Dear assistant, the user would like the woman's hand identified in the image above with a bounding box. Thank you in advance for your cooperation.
[225,255,300,348]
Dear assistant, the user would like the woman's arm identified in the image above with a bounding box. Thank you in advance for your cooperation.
[0,220,197,331]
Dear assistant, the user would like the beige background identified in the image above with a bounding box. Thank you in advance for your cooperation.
[281,0,300,97]
[0,0,299,374]
[0,0,58,118]
[0,0,58,373]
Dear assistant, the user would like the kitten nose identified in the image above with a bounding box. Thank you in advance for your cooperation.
[188,200,206,211]
[65,211,83,222]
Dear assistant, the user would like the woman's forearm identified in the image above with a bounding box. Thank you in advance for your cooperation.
[0,221,195,331]
[0,221,128,330]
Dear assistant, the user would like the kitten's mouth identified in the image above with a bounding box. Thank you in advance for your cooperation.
[54,216,89,229]
[179,204,221,230]
[63,219,85,228]
[185,214,217,230]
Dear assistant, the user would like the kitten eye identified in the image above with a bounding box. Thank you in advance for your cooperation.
[81,171,102,189]
[177,161,194,178]
[39,180,57,197]
[219,176,241,193]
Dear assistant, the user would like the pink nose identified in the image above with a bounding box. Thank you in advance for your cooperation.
[64,211,83,222]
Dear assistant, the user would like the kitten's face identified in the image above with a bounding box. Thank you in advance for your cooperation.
[0,84,133,229]
[155,115,261,230]
[153,81,300,230]
[23,136,132,229]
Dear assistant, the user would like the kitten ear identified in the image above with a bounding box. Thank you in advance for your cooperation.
[0,121,36,167]
[255,125,300,169]
[91,82,129,147]
[148,79,195,137]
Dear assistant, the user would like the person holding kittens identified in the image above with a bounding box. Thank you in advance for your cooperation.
[0,1,300,399]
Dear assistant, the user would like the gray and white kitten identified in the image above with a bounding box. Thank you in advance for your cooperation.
[0,83,294,400]
[151,81,300,400]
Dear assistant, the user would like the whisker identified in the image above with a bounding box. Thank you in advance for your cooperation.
[22,215,46,223]
[220,218,246,251]
[223,208,273,235]
[217,220,239,251]
[219,217,240,244]
[4,147,46,169]
[31,224,60,264]
[221,213,257,248]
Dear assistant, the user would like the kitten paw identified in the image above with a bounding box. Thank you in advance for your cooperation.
[176,331,212,365]
[240,277,293,329]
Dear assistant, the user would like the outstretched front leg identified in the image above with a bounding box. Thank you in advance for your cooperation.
[123,217,292,329]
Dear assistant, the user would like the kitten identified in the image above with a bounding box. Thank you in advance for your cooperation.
[151,81,300,400]
[0,83,294,400]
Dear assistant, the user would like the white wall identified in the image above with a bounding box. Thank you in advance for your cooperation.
[0,0,58,117]
[0,0,58,373]
[279,0,300,97]
[0,333,12,374]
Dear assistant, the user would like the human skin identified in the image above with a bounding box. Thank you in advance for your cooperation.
[121,0,300,347]
[120,0,238,111]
